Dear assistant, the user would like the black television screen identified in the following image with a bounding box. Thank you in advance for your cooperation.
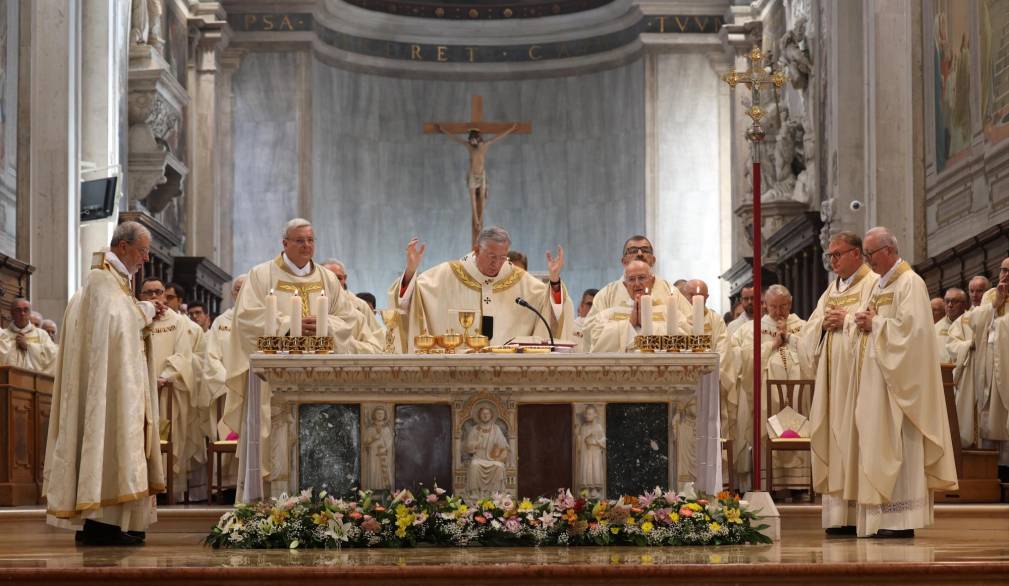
[80,176,117,221]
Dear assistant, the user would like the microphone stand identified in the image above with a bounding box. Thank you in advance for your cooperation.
[514,297,555,347]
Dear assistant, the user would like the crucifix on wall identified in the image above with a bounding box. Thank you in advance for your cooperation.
[424,96,532,246]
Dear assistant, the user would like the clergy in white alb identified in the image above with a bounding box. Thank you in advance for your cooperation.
[572,288,598,352]
[205,274,245,441]
[797,232,879,532]
[583,235,694,352]
[0,298,58,374]
[322,259,385,341]
[944,259,1009,463]
[389,227,573,351]
[725,284,810,493]
[934,288,967,364]
[848,227,957,538]
[726,286,756,337]
[43,222,166,544]
[223,219,382,498]
[138,277,206,502]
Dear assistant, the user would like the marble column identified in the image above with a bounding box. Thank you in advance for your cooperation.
[27,0,80,321]
[865,0,925,261]
[216,48,246,276]
[79,0,131,284]
[185,4,231,263]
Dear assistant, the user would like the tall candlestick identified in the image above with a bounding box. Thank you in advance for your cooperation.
[639,294,653,336]
[692,290,705,335]
[315,291,328,338]
[265,289,278,336]
[290,291,303,337]
[665,294,679,335]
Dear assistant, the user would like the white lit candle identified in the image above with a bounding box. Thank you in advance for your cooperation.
[265,289,278,336]
[665,294,679,335]
[692,288,705,335]
[314,290,328,338]
[290,291,303,337]
[639,294,653,336]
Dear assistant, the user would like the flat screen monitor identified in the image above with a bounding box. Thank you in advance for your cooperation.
[80,176,117,222]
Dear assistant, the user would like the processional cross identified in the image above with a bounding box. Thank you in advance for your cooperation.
[424,96,532,246]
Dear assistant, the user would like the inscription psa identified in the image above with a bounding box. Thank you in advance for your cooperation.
[229,13,725,63]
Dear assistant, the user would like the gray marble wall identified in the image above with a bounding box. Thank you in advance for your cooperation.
[311,59,645,302]
[231,52,302,275]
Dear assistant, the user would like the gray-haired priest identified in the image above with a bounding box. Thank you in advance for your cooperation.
[849,227,957,538]
[389,226,573,351]
[222,218,382,497]
[43,221,167,545]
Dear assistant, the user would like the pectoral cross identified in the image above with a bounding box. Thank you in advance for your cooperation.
[424,96,532,246]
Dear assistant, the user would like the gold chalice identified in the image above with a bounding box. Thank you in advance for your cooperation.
[465,334,489,352]
[380,309,403,354]
[414,331,436,354]
[457,310,477,337]
[440,330,464,354]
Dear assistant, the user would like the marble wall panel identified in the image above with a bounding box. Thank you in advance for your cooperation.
[605,402,668,498]
[394,404,453,493]
[653,53,723,311]
[310,59,645,302]
[517,404,572,498]
[298,403,360,497]
[231,52,301,275]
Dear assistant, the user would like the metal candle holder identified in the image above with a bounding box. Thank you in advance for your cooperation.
[634,335,712,353]
[256,336,335,354]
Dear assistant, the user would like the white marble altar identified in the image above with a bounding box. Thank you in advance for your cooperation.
[238,352,721,502]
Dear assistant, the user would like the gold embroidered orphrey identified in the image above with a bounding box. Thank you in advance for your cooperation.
[275,281,325,315]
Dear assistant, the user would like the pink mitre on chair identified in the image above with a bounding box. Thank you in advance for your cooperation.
[226,432,239,441]
[780,429,800,439]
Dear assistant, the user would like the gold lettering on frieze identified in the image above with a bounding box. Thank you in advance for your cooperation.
[437,46,448,62]
[674,16,688,32]
[657,16,666,33]
[557,43,570,57]
[262,15,275,31]
[528,45,542,60]
[244,14,257,29]
[694,16,708,32]
[465,47,476,62]
[280,15,295,31]
[411,44,422,60]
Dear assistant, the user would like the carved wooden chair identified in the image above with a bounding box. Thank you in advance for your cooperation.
[764,378,815,501]
[207,395,237,504]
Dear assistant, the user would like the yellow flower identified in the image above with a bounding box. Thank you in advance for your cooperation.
[270,509,289,524]
[725,508,742,524]
[456,504,469,515]
[610,526,621,535]
[626,516,637,525]
[709,522,722,533]
[640,521,654,534]
[311,512,330,526]
[669,512,680,523]
[480,499,494,511]
[518,499,534,512]
[688,503,702,512]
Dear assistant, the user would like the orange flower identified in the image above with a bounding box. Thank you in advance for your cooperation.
[474,514,487,524]
[349,511,363,520]
[717,491,731,500]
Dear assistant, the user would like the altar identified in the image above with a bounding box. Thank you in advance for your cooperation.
[238,352,721,502]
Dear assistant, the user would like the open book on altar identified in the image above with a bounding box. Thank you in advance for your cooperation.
[501,336,578,352]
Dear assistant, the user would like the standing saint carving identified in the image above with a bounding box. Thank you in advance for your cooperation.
[435,124,518,245]
[576,405,606,498]
[362,406,394,492]
[463,406,509,498]
[130,0,165,54]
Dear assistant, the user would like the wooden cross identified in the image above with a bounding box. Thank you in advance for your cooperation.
[423,95,532,136]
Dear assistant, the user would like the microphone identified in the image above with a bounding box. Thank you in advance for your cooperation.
[514,297,555,347]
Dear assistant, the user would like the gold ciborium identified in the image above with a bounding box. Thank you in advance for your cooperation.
[457,310,477,337]
[439,330,464,354]
[414,330,436,354]
[380,309,402,354]
[465,334,489,352]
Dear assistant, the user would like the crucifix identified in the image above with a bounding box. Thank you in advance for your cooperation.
[424,96,532,246]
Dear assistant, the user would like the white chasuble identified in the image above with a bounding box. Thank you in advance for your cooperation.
[849,261,958,537]
[726,313,808,490]
[43,256,165,532]
[798,264,878,528]
[584,277,694,353]
[390,254,573,351]
[223,256,382,486]
[0,322,58,374]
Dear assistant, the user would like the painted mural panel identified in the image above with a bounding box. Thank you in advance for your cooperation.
[980,0,1009,145]
[931,0,973,172]
[0,0,18,258]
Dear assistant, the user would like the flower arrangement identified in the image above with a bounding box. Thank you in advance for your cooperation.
[205,486,771,549]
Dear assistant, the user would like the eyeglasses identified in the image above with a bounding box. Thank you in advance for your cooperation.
[624,246,654,255]
[823,247,857,261]
[624,275,652,285]
[286,238,315,246]
[862,245,890,259]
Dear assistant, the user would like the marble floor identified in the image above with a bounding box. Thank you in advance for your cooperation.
[0,505,1006,585]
